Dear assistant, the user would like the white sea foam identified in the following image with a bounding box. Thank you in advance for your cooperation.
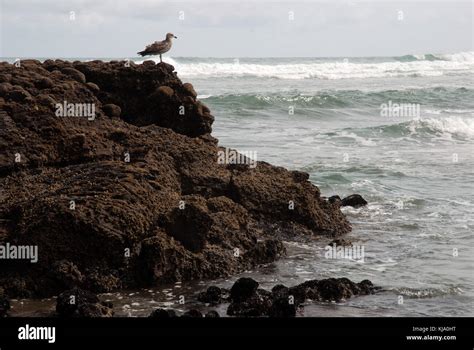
[339,131,377,146]
[407,117,474,139]
[436,51,474,62]
[425,108,474,116]
[411,51,474,62]
[136,52,474,80]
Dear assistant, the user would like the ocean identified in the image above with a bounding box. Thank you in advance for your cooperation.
[8,53,474,317]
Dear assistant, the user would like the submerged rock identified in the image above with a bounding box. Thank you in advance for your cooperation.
[341,194,368,208]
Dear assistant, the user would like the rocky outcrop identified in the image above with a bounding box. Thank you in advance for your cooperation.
[195,277,376,317]
[0,60,351,298]
[288,277,375,304]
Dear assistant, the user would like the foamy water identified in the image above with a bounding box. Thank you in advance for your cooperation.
[183,53,474,317]
[137,51,474,80]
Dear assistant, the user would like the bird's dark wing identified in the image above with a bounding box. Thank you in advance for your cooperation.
[140,40,167,54]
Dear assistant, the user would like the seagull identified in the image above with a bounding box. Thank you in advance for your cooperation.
[137,33,177,62]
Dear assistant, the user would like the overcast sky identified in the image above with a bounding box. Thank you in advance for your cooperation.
[0,0,472,58]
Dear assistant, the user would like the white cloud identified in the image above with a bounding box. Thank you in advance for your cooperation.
[1,0,472,57]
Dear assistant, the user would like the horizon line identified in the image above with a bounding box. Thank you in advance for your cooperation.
[1,51,472,60]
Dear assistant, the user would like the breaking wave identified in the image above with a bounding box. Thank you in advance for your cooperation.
[138,52,474,80]
[360,117,474,140]
[311,116,474,144]
[397,51,474,62]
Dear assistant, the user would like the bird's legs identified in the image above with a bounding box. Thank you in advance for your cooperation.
[160,54,162,63]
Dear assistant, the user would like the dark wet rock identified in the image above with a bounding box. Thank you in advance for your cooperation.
[357,279,375,294]
[181,309,203,318]
[156,85,174,98]
[70,61,212,137]
[205,310,220,318]
[257,288,272,299]
[198,286,223,304]
[243,239,286,265]
[288,280,319,305]
[50,260,84,290]
[102,103,121,118]
[61,67,86,83]
[21,59,42,66]
[7,87,31,102]
[269,296,297,317]
[149,308,177,318]
[227,289,272,317]
[83,272,121,293]
[143,60,156,67]
[292,278,375,303]
[183,83,197,98]
[56,288,114,317]
[341,194,368,208]
[86,82,100,92]
[35,77,54,89]
[77,302,114,318]
[197,277,376,317]
[291,170,309,183]
[328,195,341,204]
[226,278,274,316]
[164,201,212,253]
[36,94,56,108]
[0,61,352,298]
[228,162,351,235]
[183,96,195,104]
[328,238,352,246]
[271,284,289,300]
[230,278,259,302]
[0,288,10,317]
[271,288,300,317]
[0,82,13,96]
[317,278,356,302]
[199,102,211,115]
